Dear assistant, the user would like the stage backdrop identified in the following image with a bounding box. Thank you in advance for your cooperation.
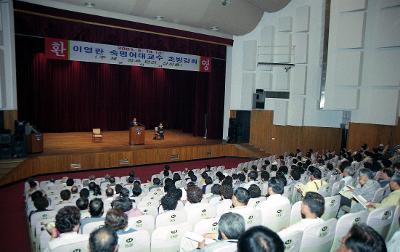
[14,2,229,139]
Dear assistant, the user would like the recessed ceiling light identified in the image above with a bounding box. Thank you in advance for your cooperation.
[84,2,95,8]
[210,26,219,31]
[155,16,164,21]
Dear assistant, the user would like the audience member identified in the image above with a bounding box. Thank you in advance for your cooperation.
[76,197,90,219]
[105,208,136,235]
[89,227,118,252]
[237,226,284,252]
[29,196,50,221]
[261,177,290,206]
[112,197,142,217]
[297,168,327,196]
[248,184,261,198]
[338,224,387,252]
[80,198,105,232]
[350,168,380,212]
[367,174,400,210]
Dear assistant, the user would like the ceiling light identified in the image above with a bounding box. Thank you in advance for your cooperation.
[210,26,219,31]
[84,2,95,8]
[155,16,164,21]
[221,0,232,6]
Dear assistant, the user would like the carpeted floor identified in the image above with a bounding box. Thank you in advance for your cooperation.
[0,157,250,252]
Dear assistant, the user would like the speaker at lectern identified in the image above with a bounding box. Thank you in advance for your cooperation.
[129,120,145,145]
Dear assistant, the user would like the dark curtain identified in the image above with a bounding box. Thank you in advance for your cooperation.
[15,9,226,139]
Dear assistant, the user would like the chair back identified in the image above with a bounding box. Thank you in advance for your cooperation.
[247,197,266,208]
[331,180,344,196]
[81,220,104,234]
[290,201,302,225]
[278,230,303,252]
[151,222,192,252]
[93,128,101,135]
[330,210,368,252]
[386,205,400,241]
[371,187,386,203]
[317,184,331,197]
[321,195,341,220]
[193,217,220,235]
[128,215,155,233]
[258,200,291,232]
[185,203,216,226]
[283,184,294,200]
[117,229,150,252]
[366,206,396,238]
[155,210,187,228]
[51,237,89,252]
[299,219,337,252]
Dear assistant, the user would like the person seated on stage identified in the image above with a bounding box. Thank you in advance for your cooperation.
[131,117,138,127]
[46,206,89,252]
[158,123,164,139]
[105,208,136,235]
[89,227,118,252]
[338,224,387,252]
[80,198,105,232]
[280,192,325,235]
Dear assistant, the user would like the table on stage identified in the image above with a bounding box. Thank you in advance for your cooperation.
[129,125,145,145]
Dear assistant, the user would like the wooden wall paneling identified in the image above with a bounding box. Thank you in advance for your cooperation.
[3,110,18,132]
[347,123,393,151]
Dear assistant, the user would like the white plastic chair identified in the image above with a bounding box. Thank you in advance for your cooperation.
[299,218,337,252]
[317,184,331,198]
[278,230,303,252]
[151,222,192,252]
[184,203,216,226]
[30,210,57,238]
[193,217,220,235]
[128,215,155,233]
[321,195,341,220]
[51,236,89,252]
[290,201,302,225]
[117,229,150,252]
[81,220,105,234]
[330,180,344,196]
[257,201,291,232]
[371,187,386,203]
[366,205,396,238]
[155,210,187,228]
[330,210,369,252]
[247,197,266,208]
[216,200,232,217]
[386,205,400,241]
[283,185,294,200]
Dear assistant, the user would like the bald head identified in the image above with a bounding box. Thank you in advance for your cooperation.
[89,227,118,252]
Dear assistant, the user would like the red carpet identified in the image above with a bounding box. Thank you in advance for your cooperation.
[0,157,249,252]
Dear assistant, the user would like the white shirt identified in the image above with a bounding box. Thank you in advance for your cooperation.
[228,206,254,220]
[264,194,290,206]
[280,218,324,235]
[387,230,400,252]
[241,181,259,189]
[342,176,353,186]
[47,232,89,251]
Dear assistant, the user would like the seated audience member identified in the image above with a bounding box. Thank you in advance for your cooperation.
[89,227,118,252]
[248,184,262,199]
[260,171,270,183]
[112,197,142,217]
[338,224,387,252]
[242,171,259,189]
[288,168,301,186]
[260,177,290,206]
[367,174,400,210]
[93,185,102,196]
[280,192,325,234]
[27,179,39,196]
[158,193,178,214]
[376,168,395,187]
[350,168,380,212]
[229,187,252,217]
[76,197,90,219]
[104,188,115,205]
[80,188,90,199]
[236,173,246,189]
[71,186,79,195]
[29,196,50,222]
[80,198,105,232]
[131,181,142,197]
[275,171,287,186]
[184,186,204,208]
[105,208,136,235]
[297,168,327,196]
[202,177,213,194]
[149,177,162,191]
[183,212,246,252]
[216,185,234,215]
[60,189,72,203]
[47,206,89,251]
[237,226,284,252]
[66,178,74,188]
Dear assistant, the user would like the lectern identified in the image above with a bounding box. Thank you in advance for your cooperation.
[27,133,43,153]
[129,126,145,145]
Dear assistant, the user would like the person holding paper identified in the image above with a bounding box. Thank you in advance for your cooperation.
[366,174,400,210]
[349,168,380,212]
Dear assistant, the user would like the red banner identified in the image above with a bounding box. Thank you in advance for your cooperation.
[199,56,212,72]
[45,38,68,60]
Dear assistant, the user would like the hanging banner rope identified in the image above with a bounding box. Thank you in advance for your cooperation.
[45,37,212,72]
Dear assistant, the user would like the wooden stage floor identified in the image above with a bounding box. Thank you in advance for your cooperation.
[41,130,221,155]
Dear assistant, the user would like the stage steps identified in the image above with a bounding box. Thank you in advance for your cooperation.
[235,144,270,158]
[0,158,26,181]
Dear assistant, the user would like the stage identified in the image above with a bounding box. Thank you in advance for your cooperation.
[41,130,220,155]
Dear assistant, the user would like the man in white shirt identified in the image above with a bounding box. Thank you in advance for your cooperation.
[47,206,89,251]
[241,171,259,189]
[280,192,325,234]
[229,187,253,219]
[258,177,290,207]
[341,167,355,187]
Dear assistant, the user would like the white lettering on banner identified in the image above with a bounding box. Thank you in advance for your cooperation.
[50,41,67,57]
[66,40,210,72]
